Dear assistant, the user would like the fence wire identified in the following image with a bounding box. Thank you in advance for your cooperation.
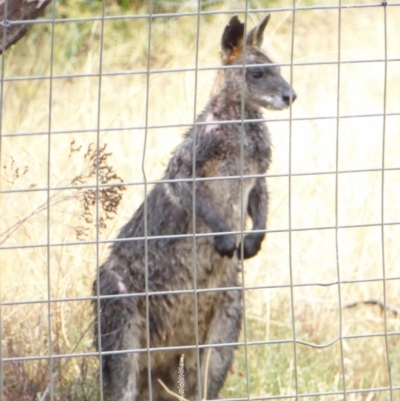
[1,0,400,400]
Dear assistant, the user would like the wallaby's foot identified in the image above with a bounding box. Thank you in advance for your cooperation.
[214,234,236,258]
[237,233,264,259]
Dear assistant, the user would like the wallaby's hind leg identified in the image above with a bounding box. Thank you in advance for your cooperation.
[200,289,242,399]
[94,265,143,401]
[104,321,141,401]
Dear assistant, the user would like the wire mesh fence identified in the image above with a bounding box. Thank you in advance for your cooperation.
[1,0,400,400]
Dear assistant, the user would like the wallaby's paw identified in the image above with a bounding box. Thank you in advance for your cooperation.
[237,233,264,259]
[214,234,237,258]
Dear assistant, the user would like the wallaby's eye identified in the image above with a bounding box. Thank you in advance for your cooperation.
[250,69,263,79]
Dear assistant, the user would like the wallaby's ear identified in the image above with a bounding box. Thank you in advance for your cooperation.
[221,16,245,63]
[246,14,270,48]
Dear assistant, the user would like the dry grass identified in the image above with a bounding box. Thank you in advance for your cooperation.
[1,0,400,400]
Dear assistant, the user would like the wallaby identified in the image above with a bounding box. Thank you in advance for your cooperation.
[93,14,296,401]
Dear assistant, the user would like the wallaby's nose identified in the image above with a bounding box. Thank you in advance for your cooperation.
[283,90,297,105]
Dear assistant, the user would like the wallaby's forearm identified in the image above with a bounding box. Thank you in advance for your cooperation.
[247,178,268,232]
[195,187,231,234]
[178,182,236,258]
[237,178,268,259]
[196,189,237,258]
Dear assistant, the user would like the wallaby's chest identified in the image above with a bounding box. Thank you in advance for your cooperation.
[201,124,270,177]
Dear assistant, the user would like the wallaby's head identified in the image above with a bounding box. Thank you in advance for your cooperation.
[220,14,297,110]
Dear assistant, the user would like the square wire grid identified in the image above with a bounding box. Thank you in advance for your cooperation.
[1,0,400,400]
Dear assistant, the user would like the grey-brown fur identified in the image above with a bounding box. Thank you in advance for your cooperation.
[93,14,296,401]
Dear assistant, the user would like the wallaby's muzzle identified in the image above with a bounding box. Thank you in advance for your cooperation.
[283,88,297,106]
